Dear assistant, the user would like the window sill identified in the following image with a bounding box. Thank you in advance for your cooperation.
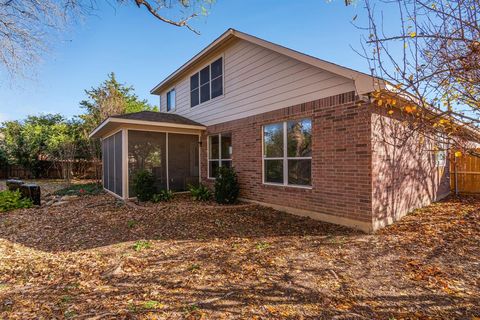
[262,182,313,190]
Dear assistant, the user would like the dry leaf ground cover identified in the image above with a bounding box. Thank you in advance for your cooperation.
[0,189,479,319]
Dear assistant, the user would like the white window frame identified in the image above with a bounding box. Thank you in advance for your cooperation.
[190,55,224,108]
[207,133,232,179]
[166,88,176,112]
[262,120,312,188]
[435,140,448,167]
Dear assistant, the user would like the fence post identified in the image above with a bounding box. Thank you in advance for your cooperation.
[454,157,458,196]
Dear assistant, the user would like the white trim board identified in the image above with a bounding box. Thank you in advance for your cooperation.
[89,117,206,139]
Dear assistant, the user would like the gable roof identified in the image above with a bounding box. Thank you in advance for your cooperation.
[150,28,384,96]
[89,111,206,138]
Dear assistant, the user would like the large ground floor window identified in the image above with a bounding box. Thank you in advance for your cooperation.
[263,119,312,187]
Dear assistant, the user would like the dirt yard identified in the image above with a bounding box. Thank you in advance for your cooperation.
[0,192,479,319]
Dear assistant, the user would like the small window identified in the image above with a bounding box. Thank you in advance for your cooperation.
[208,133,232,178]
[435,140,447,167]
[263,119,312,187]
[167,89,176,112]
[190,57,223,107]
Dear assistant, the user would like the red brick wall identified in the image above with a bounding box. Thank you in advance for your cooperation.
[199,93,451,231]
[201,92,374,229]
[371,108,450,229]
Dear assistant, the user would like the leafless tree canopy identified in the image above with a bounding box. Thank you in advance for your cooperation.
[0,0,212,77]
[359,0,480,137]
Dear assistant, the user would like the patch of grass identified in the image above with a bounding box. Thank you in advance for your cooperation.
[127,220,137,228]
[188,263,200,272]
[255,242,270,251]
[132,240,151,252]
[143,300,163,309]
[54,183,103,196]
[60,295,72,304]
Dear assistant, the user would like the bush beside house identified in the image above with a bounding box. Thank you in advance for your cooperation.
[214,166,240,204]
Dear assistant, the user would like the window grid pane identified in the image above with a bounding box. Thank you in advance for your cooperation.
[200,83,210,103]
[211,58,223,79]
[264,123,284,158]
[190,73,199,90]
[211,76,223,99]
[209,160,220,178]
[200,66,210,85]
[287,119,312,157]
[288,159,312,186]
[190,88,199,107]
[221,133,232,160]
[209,135,219,159]
[264,159,283,184]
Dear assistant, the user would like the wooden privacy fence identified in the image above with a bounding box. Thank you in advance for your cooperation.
[0,160,101,180]
[451,149,480,194]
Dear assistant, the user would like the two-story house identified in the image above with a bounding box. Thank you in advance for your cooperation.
[90,28,453,231]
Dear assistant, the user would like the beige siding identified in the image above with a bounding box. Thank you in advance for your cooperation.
[159,39,356,126]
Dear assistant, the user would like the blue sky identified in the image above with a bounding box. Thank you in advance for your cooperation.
[0,0,369,122]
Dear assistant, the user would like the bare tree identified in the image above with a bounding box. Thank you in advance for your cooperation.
[352,0,480,151]
[0,0,213,77]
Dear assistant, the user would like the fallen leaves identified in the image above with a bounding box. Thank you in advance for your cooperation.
[0,192,479,319]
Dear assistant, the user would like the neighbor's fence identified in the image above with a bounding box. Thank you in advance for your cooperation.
[0,160,101,180]
[451,149,480,194]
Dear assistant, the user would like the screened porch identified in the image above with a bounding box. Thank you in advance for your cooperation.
[89,112,205,199]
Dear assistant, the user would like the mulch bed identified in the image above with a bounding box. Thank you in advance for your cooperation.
[0,193,479,319]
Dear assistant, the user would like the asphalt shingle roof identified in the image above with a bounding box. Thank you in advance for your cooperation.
[110,111,204,127]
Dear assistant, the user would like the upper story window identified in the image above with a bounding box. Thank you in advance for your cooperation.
[167,89,176,112]
[190,57,223,108]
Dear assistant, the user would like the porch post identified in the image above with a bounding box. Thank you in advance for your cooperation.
[122,128,128,199]
[166,132,170,190]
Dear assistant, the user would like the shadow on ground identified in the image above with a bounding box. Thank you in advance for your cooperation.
[0,194,359,253]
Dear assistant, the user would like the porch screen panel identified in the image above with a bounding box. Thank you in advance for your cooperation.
[168,133,199,191]
[102,140,108,189]
[113,131,123,196]
[128,130,167,197]
[107,134,115,193]
[102,131,123,197]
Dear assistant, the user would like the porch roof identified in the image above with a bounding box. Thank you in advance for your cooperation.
[89,111,206,138]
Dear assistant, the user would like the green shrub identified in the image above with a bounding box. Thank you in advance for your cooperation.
[132,169,156,202]
[152,189,174,203]
[0,190,33,212]
[214,166,240,204]
[188,184,212,201]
